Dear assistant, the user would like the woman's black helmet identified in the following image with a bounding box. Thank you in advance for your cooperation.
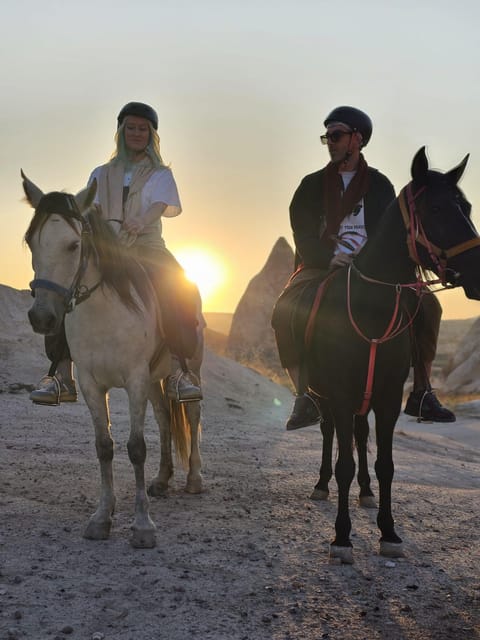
[323,106,372,146]
[117,102,158,130]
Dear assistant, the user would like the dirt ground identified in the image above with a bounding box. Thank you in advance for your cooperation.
[1,298,480,639]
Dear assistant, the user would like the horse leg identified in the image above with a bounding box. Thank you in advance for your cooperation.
[184,400,203,494]
[374,406,403,558]
[310,414,334,501]
[184,329,203,494]
[354,415,376,508]
[81,380,116,541]
[147,381,173,497]
[330,411,356,564]
[126,376,156,549]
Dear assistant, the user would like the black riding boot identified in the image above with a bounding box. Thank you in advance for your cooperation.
[286,393,322,431]
[404,389,455,422]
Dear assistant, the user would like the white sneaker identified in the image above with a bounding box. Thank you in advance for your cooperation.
[165,370,202,403]
[30,375,78,406]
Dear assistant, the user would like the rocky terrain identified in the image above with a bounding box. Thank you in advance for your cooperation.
[0,283,479,640]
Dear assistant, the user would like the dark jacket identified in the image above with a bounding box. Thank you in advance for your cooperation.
[290,166,396,269]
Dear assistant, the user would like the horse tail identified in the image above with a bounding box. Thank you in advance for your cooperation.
[169,400,192,470]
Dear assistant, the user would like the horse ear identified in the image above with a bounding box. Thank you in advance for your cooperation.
[75,179,97,213]
[410,147,429,184]
[21,170,44,208]
[446,154,469,185]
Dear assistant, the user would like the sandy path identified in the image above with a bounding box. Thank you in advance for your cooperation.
[1,341,479,640]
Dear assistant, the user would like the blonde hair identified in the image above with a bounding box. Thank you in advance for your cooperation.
[111,121,166,168]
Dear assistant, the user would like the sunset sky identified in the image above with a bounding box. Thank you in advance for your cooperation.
[2,0,480,318]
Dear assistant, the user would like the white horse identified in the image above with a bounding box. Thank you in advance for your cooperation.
[22,172,203,548]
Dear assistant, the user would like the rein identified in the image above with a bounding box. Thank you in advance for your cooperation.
[30,194,101,313]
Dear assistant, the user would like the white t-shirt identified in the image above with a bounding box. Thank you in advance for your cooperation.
[88,165,182,218]
[334,171,367,255]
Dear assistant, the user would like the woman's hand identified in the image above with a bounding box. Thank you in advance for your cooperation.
[122,217,144,235]
[118,229,137,247]
[119,217,144,246]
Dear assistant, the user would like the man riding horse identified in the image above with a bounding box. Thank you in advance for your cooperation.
[272,105,454,429]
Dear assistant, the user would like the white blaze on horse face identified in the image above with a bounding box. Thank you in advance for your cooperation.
[30,215,82,290]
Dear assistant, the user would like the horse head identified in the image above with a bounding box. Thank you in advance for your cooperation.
[23,172,153,335]
[22,172,97,335]
[404,147,480,300]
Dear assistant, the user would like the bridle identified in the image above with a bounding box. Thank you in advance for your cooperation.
[398,182,480,286]
[29,194,101,313]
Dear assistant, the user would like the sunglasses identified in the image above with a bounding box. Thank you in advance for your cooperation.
[320,130,352,145]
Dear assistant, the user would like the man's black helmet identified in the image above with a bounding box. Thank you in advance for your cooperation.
[117,102,158,130]
[323,106,372,146]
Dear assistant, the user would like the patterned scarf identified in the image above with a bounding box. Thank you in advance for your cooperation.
[322,153,370,248]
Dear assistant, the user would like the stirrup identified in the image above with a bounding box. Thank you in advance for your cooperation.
[30,375,62,406]
[166,370,202,403]
[30,375,78,406]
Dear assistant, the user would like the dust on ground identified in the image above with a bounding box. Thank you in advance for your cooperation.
[1,287,479,639]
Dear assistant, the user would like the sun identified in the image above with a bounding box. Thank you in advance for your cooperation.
[175,247,226,308]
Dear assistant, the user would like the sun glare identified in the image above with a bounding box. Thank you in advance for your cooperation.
[175,247,226,308]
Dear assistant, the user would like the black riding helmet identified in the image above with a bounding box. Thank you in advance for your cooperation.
[117,102,159,130]
[323,106,372,147]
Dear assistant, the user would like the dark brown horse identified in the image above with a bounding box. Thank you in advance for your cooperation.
[297,147,480,563]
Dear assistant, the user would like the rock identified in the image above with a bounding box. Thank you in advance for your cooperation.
[455,399,480,417]
[443,317,480,394]
[226,237,294,383]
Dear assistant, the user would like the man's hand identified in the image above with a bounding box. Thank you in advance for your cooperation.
[329,252,354,270]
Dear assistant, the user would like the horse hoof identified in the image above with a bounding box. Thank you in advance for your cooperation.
[359,495,377,509]
[329,545,354,564]
[185,478,203,494]
[147,481,169,498]
[83,519,112,540]
[131,528,156,549]
[380,541,404,558]
[310,488,329,501]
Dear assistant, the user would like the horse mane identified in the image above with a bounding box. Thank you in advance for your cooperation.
[84,207,153,312]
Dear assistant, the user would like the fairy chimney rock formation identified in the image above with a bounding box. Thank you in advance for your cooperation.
[443,317,480,394]
[226,237,294,380]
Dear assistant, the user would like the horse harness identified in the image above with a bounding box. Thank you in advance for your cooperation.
[399,182,480,285]
[29,193,101,314]
[305,181,480,415]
